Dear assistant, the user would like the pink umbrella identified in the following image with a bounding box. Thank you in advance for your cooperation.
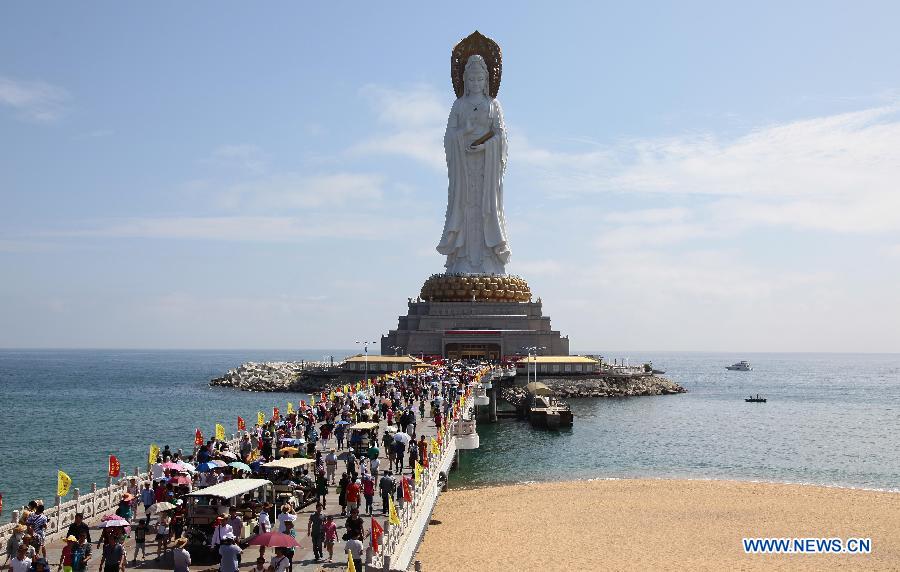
[247,532,301,548]
[162,462,182,470]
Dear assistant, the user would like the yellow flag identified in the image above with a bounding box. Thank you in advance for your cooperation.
[346,552,357,572]
[414,461,422,485]
[388,495,401,526]
[287,402,294,414]
[57,470,72,497]
[329,390,335,401]
[215,423,225,441]
[257,411,265,425]
[430,438,439,455]
[148,443,160,465]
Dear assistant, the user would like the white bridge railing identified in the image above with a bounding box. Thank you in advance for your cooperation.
[366,387,474,572]
[0,434,243,558]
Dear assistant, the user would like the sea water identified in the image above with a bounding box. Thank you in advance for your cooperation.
[1,350,898,513]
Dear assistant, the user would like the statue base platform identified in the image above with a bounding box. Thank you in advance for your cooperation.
[381,296,569,360]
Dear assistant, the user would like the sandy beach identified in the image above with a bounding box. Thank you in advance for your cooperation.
[414,479,900,571]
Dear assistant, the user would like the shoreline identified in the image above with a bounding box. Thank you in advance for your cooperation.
[416,478,900,571]
[447,475,900,495]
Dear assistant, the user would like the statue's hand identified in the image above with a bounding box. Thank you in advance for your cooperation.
[466,143,485,153]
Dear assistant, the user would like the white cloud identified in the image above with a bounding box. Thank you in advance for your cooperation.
[218,172,385,211]
[350,84,447,170]
[518,103,900,236]
[0,75,68,122]
[57,214,416,242]
[207,144,268,174]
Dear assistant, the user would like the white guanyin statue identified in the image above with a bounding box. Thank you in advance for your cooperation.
[437,44,511,275]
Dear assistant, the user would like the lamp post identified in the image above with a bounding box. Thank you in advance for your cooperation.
[521,345,547,385]
[356,340,378,382]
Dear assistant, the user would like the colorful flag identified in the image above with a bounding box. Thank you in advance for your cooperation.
[402,476,412,502]
[57,470,72,496]
[148,443,160,465]
[215,423,225,441]
[346,552,356,572]
[370,518,383,553]
[273,406,280,420]
[388,495,400,526]
[194,428,203,446]
[237,416,246,431]
[430,438,439,455]
[108,455,120,478]
[257,411,265,425]
[414,461,422,485]
[286,402,294,415]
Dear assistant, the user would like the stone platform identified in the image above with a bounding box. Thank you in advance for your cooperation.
[381,298,569,359]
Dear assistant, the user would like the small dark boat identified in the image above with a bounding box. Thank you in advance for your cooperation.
[745,394,766,403]
[652,369,666,375]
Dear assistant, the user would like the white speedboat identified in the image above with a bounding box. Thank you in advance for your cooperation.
[726,360,752,371]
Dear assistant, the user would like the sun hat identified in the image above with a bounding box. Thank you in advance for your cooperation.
[173,537,188,548]
[14,524,26,532]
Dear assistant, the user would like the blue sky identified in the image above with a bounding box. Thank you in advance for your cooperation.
[2,2,899,352]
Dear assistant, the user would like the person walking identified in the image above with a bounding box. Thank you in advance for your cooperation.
[306,504,325,562]
[323,515,337,563]
[171,538,190,572]
[379,471,395,514]
[131,520,149,564]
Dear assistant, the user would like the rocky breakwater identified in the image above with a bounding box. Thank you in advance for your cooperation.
[541,375,686,399]
[209,361,327,392]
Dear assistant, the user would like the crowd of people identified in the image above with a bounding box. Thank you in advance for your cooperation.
[5,361,483,572]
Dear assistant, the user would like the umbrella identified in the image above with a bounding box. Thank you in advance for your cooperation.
[217,451,237,460]
[247,532,301,548]
[335,420,350,426]
[169,475,191,486]
[229,462,252,472]
[149,501,176,513]
[162,462,182,470]
[196,462,216,473]
[177,461,196,472]
[394,432,411,444]
[279,447,299,455]
[98,519,129,528]
[249,460,263,472]
[210,460,228,468]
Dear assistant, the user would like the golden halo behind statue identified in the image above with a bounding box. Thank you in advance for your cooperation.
[451,30,502,98]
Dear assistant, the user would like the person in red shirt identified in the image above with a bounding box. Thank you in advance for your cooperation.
[362,476,375,515]
[345,479,361,514]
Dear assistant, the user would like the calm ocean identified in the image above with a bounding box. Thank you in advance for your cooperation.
[1,350,898,513]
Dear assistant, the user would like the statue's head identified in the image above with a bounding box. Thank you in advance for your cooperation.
[463,55,489,97]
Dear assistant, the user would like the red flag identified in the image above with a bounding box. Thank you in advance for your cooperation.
[321,391,326,401]
[194,428,203,446]
[300,400,305,409]
[108,455,121,477]
[402,476,412,502]
[371,518,383,553]
[237,416,246,431]
[273,406,280,420]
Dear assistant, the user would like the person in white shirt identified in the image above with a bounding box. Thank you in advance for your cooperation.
[275,506,295,534]
[344,535,364,572]
[150,462,164,481]
[208,516,233,549]
[10,545,31,572]
[256,503,272,560]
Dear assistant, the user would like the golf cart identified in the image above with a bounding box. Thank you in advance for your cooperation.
[260,457,317,509]
[348,421,379,458]
[184,479,274,558]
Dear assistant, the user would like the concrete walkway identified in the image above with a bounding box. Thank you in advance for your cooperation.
[39,397,444,572]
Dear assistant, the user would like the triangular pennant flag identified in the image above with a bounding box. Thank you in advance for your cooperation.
[388,495,401,526]
[57,470,72,496]
[108,455,120,478]
[371,518,383,553]
[402,476,412,502]
[287,402,294,414]
[148,443,160,465]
